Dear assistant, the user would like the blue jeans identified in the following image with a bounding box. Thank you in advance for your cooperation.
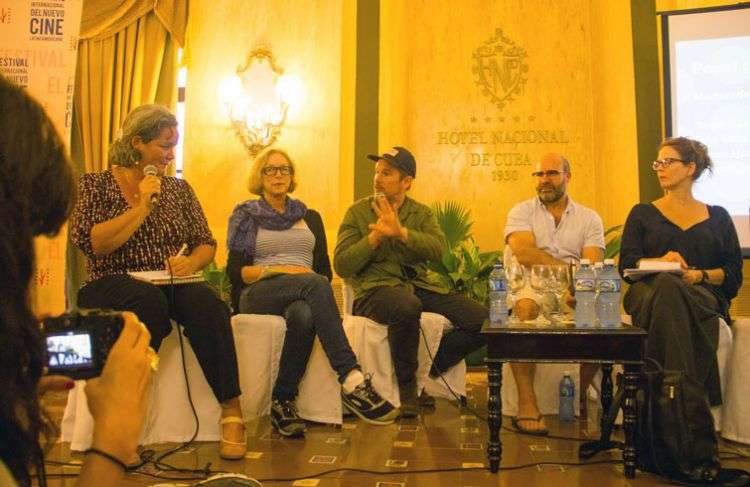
[238,273,359,401]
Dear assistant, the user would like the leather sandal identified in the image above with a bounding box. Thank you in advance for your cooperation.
[219,416,247,460]
[511,415,549,436]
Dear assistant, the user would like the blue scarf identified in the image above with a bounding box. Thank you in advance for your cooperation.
[227,196,307,259]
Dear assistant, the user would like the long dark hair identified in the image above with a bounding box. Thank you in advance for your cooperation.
[0,75,76,485]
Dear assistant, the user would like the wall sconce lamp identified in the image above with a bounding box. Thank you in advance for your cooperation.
[218,47,303,156]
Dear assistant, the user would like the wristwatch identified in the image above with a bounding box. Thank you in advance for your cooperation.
[700,269,709,283]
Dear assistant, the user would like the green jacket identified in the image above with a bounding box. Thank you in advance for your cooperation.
[334,195,449,300]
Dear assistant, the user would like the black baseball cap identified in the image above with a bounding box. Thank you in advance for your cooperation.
[367,146,416,178]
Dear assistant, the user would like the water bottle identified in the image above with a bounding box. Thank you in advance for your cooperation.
[488,263,508,327]
[574,259,596,327]
[559,372,575,422]
[596,258,621,328]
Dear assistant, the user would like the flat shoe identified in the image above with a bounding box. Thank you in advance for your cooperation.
[511,415,549,436]
[219,416,247,460]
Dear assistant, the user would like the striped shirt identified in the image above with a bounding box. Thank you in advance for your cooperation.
[70,170,216,283]
[254,220,315,269]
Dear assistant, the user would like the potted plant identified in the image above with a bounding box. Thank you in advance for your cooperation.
[202,261,232,305]
[426,201,501,306]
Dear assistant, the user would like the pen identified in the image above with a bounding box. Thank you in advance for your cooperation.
[176,243,188,257]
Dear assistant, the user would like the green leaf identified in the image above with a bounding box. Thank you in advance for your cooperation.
[604,224,623,259]
[431,201,473,251]
[604,224,623,237]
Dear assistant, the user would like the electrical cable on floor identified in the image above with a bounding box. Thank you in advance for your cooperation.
[42,311,750,483]
[418,322,590,442]
[142,263,203,472]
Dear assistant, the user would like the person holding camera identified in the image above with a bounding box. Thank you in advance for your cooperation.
[69,105,246,459]
[0,75,154,486]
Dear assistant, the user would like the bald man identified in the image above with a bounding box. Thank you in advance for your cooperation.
[503,153,604,435]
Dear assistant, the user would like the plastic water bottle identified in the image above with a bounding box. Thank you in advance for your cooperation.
[488,263,508,327]
[559,372,575,422]
[574,259,596,327]
[596,258,621,328]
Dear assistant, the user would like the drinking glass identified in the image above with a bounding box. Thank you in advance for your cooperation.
[530,265,553,323]
[505,261,526,323]
[548,264,571,322]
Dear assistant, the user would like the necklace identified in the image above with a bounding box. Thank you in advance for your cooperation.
[114,166,142,200]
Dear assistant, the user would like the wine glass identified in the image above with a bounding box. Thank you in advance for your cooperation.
[505,261,526,323]
[548,264,571,322]
[530,265,553,323]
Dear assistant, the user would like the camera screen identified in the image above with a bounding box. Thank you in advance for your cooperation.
[47,332,93,370]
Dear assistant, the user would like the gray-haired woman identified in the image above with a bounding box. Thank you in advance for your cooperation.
[70,105,246,460]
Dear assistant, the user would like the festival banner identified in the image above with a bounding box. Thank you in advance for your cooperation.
[0,0,82,314]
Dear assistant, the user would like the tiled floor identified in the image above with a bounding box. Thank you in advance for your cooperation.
[39,372,750,486]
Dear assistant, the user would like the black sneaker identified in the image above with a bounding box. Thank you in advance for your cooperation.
[342,376,399,425]
[398,382,420,419]
[270,399,306,437]
[419,390,436,409]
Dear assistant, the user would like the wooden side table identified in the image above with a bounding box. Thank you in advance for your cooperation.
[482,323,647,478]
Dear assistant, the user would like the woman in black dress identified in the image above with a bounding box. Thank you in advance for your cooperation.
[618,136,742,407]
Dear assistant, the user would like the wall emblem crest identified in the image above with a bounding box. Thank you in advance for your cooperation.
[472,28,528,111]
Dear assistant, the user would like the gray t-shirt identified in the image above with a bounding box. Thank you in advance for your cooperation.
[255,219,315,269]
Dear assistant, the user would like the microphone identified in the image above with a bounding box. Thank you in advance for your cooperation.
[143,165,160,205]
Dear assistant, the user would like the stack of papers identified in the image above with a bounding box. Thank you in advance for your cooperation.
[128,270,205,286]
[623,261,683,280]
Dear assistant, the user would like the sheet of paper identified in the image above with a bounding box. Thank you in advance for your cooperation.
[128,270,205,285]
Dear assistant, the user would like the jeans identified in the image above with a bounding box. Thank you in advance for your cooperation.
[78,275,241,403]
[354,285,487,387]
[238,273,359,401]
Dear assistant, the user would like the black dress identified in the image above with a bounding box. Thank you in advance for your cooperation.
[618,203,742,405]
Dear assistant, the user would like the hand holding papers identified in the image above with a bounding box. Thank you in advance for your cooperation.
[623,260,683,280]
[129,244,205,285]
[165,243,195,277]
[128,269,204,285]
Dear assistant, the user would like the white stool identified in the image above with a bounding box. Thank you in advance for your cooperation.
[231,314,342,425]
[61,323,222,450]
[722,317,750,444]
[341,284,466,407]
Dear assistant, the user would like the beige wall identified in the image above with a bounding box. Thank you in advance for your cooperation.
[379,0,639,253]
[184,0,349,265]
[182,0,739,272]
[590,0,640,231]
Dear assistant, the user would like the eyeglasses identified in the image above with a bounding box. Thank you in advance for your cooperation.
[262,165,292,176]
[651,158,686,170]
[531,170,562,178]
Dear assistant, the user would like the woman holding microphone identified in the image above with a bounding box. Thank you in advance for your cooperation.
[70,105,246,459]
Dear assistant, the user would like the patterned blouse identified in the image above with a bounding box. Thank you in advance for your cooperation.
[70,170,216,283]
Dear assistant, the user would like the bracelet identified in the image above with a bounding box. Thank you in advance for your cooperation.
[701,269,709,283]
[84,448,128,471]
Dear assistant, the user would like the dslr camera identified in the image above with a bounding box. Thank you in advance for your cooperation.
[43,309,124,380]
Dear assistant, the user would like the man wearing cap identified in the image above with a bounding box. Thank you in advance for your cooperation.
[334,146,487,418]
[504,153,604,435]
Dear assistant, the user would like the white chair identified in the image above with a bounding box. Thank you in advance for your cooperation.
[231,314,342,425]
[721,317,750,444]
[61,315,344,451]
[341,284,466,408]
[61,323,222,450]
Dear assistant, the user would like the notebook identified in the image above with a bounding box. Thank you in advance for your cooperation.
[128,270,205,285]
[623,261,683,280]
